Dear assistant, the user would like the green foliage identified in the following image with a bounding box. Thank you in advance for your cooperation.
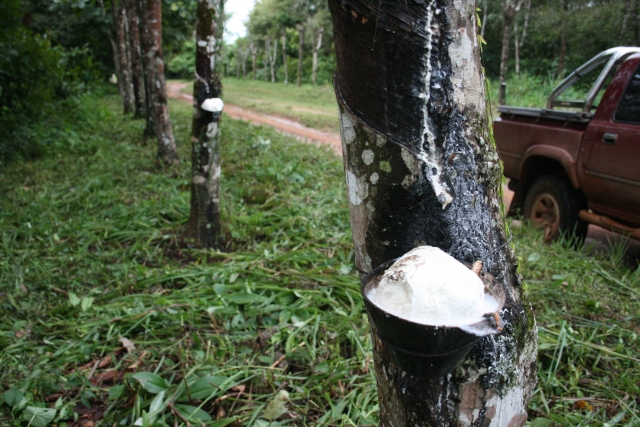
[0,0,102,164]
[168,39,196,78]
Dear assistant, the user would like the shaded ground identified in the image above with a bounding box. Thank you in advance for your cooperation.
[167,81,342,156]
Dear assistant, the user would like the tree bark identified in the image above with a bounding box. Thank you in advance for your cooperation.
[329,0,537,425]
[113,0,135,114]
[480,0,488,38]
[498,0,521,104]
[556,0,569,79]
[99,0,123,103]
[141,0,179,165]
[514,0,530,77]
[250,42,257,79]
[138,0,156,139]
[297,24,305,86]
[124,0,146,118]
[282,32,289,84]
[187,0,224,248]
[266,37,278,83]
[311,26,323,85]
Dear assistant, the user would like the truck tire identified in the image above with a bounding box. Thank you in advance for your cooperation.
[523,175,588,245]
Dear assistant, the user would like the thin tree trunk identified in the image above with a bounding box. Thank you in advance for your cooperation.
[263,48,268,81]
[297,24,305,86]
[250,42,257,79]
[187,0,224,248]
[241,48,248,79]
[124,0,146,118]
[311,27,323,85]
[329,0,537,425]
[481,0,488,38]
[113,0,135,114]
[142,0,179,165]
[498,0,521,104]
[268,38,278,83]
[99,0,122,100]
[556,0,569,79]
[282,32,288,84]
[515,0,531,77]
[138,0,156,139]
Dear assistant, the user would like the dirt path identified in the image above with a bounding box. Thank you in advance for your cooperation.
[167,81,342,156]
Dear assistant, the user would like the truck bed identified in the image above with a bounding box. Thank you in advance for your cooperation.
[497,106,594,124]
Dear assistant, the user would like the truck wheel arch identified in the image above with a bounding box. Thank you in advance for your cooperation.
[519,146,580,189]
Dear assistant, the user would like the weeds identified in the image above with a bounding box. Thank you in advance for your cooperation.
[1,92,638,426]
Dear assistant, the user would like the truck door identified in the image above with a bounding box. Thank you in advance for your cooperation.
[580,62,640,226]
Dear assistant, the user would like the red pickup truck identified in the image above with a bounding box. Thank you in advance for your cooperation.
[494,47,640,244]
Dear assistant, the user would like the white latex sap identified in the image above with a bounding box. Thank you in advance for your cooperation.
[368,246,497,327]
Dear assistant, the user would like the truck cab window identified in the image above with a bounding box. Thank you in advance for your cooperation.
[615,65,640,125]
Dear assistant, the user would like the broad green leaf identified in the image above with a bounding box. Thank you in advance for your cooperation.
[81,296,94,311]
[108,385,126,400]
[68,292,80,307]
[181,375,229,400]
[173,404,213,422]
[22,406,56,427]
[227,293,266,305]
[148,391,166,414]
[4,388,24,407]
[210,417,239,427]
[228,273,239,283]
[530,418,553,427]
[132,372,169,394]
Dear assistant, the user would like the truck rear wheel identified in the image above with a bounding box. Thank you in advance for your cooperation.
[523,175,588,245]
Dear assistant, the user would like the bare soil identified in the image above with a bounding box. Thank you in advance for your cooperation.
[167,81,342,156]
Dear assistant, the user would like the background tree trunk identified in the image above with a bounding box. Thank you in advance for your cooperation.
[282,32,288,84]
[142,0,179,165]
[138,0,156,139]
[555,0,569,78]
[311,27,323,85]
[498,0,522,104]
[329,0,537,425]
[481,0,488,38]
[113,0,135,114]
[124,0,146,118]
[514,0,531,77]
[267,37,278,82]
[250,42,257,79]
[187,0,224,248]
[297,24,305,86]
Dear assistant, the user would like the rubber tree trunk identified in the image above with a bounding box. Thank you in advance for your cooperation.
[113,0,135,114]
[124,0,146,118]
[282,32,289,84]
[267,37,278,82]
[555,0,569,79]
[515,0,531,77]
[498,0,520,105]
[329,1,537,425]
[141,0,179,166]
[138,0,156,139]
[250,42,257,79]
[297,24,305,86]
[187,0,224,248]
[311,26,323,85]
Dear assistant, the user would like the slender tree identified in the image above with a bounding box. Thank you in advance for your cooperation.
[112,0,135,114]
[266,37,278,82]
[555,0,569,78]
[329,0,537,425]
[296,23,305,86]
[311,26,323,85]
[187,0,225,248]
[498,0,523,104]
[138,0,155,138]
[140,0,179,165]
[124,0,146,118]
[249,42,257,79]
[282,31,289,84]
[514,0,532,77]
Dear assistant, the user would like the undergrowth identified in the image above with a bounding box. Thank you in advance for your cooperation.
[0,93,638,426]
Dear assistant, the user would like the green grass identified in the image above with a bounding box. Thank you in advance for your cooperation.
[183,78,340,134]
[1,89,638,426]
